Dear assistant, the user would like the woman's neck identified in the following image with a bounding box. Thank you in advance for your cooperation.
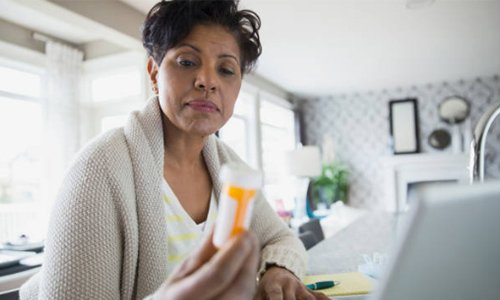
[162,116,208,170]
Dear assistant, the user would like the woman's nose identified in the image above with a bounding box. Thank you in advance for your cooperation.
[194,67,217,92]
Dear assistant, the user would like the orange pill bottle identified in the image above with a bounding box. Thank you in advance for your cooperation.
[213,163,262,248]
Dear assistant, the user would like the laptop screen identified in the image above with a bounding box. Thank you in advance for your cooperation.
[371,180,500,300]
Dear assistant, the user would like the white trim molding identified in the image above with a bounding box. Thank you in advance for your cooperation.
[381,153,469,212]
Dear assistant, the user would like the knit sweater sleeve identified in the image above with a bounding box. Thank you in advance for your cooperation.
[20,133,124,300]
[252,192,307,279]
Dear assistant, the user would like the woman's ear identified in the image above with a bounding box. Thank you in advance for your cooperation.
[147,57,159,94]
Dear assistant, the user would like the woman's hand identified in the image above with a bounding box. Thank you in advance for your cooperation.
[155,230,260,300]
[253,266,330,300]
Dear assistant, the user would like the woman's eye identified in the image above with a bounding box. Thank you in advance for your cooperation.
[220,67,235,76]
[178,59,195,67]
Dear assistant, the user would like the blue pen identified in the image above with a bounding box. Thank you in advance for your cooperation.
[306,280,339,290]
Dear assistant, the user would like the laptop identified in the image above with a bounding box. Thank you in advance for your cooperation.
[369,180,500,300]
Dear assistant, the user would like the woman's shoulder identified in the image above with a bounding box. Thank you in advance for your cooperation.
[69,127,131,176]
[79,128,127,158]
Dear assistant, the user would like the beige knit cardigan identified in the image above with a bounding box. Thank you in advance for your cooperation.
[20,97,306,300]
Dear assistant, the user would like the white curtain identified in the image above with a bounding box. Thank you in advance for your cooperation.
[42,41,83,221]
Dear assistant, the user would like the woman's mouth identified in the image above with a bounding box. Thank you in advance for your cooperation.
[186,100,219,113]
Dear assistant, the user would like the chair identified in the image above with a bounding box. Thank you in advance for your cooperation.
[298,231,320,250]
[298,218,325,242]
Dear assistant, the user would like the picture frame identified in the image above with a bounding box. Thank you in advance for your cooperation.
[389,98,420,154]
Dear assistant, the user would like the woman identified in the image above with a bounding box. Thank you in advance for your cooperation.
[21,1,328,299]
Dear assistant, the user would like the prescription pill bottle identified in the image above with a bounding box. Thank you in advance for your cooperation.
[213,163,262,248]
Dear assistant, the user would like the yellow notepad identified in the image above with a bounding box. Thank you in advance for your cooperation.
[304,272,373,297]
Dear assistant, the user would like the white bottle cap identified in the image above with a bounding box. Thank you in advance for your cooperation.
[219,163,263,189]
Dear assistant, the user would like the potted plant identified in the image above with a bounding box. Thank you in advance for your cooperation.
[311,162,349,209]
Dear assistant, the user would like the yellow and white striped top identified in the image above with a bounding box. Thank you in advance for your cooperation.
[161,179,218,277]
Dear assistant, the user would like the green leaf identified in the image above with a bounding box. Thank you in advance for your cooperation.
[310,161,349,206]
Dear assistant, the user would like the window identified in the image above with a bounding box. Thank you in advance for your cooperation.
[101,114,129,133]
[90,68,142,103]
[218,91,255,164]
[260,98,296,210]
[0,97,43,204]
[83,52,148,142]
[0,63,44,242]
[219,116,248,162]
[0,65,42,98]
[219,88,297,211]
[260,99,296,183]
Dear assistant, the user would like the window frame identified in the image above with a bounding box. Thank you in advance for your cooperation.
[81,51,149,141]
[219,80,299,209]
[0,52,47,242]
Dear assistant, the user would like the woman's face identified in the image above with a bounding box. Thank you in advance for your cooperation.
[148,24,242,138]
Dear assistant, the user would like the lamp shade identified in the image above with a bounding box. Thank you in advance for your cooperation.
[284,146,322,177]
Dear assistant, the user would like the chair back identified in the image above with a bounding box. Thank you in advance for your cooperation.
[298,218,325,241]
[298,231,320,250]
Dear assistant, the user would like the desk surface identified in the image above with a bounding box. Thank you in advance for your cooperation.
[307,212,402,275]
[306,212,404,300]
[1,213,401,296]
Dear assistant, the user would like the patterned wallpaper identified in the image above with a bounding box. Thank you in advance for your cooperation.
[300,75,500,209]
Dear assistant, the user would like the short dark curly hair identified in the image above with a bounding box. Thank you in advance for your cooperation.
[142,0,262,74]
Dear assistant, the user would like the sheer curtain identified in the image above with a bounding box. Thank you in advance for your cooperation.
[41,41,83,231]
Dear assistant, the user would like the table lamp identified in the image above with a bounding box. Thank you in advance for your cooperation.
[284,146,322,222]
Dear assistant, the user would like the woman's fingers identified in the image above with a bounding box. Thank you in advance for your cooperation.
[253,265,332,300]
[217,231,260,300]
[310,291,330,300]
[171,231,260,299]
[198,231,259,299]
